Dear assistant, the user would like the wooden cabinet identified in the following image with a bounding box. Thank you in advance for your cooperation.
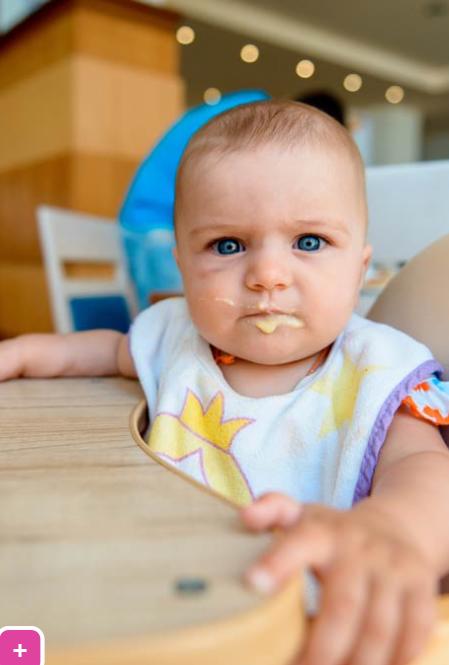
[0,0,184,336]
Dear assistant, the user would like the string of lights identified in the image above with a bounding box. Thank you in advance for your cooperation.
[176,24,405,107]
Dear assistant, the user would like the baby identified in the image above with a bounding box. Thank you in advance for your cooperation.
[2,100,449,665]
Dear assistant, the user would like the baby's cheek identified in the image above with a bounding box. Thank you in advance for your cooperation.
[307,280,354,332]
[189,275,237,304]
[326,264,360,300]
[186,287,233,332]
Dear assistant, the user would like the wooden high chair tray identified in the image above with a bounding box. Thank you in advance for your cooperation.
[130,398,449,665]
[0,377,302,665]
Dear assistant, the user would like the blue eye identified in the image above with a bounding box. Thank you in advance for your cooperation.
[213,238,244,255]
[294,235,325,252]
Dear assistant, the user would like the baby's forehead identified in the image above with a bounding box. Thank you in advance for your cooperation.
[175,146,367,244]
[175,102,367,234]
[187,133,362,181]
[185,140,364,204]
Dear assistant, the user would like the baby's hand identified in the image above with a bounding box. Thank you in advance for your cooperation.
[0,337,26,381]
[241,493,437,665]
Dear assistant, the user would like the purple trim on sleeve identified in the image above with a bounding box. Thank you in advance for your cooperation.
[352,359,443,504]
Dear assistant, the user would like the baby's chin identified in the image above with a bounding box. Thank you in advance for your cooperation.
[222,337,313,366]
[237,350,308,366]
[201,322,317,365]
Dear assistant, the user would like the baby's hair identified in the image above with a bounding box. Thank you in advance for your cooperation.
[175,99,366,226]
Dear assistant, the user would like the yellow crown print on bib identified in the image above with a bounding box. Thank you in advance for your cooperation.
[311,350,382,437]
[148,390,254,505]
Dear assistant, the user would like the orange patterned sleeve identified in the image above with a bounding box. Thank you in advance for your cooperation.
[402,376,449,426]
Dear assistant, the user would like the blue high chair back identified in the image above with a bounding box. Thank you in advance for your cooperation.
[119,89,269,310]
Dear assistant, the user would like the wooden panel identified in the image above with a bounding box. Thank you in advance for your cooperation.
[73,1,180,76]
[0,153,138,263]
[0,0,184,337]
[63,260,116,280]
[0,55,184,172]
[0,0,180,91]
[0,262,52,337]
[0,58,72,172]
[0,155,70,263]
[72,54,184,158]
[68,152,141,218]
[0,3,73,91]
[0,149,139,336]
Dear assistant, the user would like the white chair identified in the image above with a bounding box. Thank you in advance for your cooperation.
[366,159,449,264]
[357,159,449,315]
[37,205,136,334]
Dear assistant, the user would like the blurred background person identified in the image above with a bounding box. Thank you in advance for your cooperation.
[295,89,346,126]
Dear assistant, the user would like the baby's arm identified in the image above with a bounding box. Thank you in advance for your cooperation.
[0,330,137,381]
[367,405,449,573]
[241,409,449,665]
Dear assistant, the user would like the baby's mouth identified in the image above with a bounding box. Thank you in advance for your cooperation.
[207,297,304,334]
[250,313,305,334]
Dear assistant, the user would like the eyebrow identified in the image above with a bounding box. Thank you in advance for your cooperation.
[189,219,351,239]
[292,219,351,237]
[190,225,240,239]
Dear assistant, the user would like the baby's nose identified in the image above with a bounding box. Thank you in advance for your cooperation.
[245,253,292,291]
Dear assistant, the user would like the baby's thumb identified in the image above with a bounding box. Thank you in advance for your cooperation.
[241,492,303,532]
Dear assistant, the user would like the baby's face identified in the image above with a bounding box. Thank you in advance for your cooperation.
[174,143,371,366]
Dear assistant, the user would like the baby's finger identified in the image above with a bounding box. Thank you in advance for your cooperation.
[245,520,335,594]
[345,576,401,665]
[391,582,436,665]
[241,492,303,531]
[0,342,21,381]
[299,559,368,665]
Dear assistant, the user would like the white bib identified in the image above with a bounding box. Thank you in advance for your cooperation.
[130,297,440,507]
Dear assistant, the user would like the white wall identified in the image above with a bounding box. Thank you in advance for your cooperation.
[424,130,449,161]
[352,104,423,166]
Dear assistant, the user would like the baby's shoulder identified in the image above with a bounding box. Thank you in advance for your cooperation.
[342,314,435,366]
[132,296,189,330]
[130,297,192,378]
[130,296,191,355]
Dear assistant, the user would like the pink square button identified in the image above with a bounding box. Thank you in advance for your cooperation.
[0,626,45,665]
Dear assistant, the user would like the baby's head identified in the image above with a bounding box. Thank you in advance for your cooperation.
[173,100,371,366]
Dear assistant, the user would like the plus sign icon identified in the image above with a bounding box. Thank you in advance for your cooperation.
[0,627,45,665]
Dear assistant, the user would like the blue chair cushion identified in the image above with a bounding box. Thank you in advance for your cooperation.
[118,89,270,310]
[119,89,270,233]
[69,295,131,333]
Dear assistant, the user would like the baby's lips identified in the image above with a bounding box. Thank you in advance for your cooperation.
[252,314,305,334]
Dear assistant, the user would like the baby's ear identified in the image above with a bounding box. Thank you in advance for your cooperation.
[359,244,372,289]
[362,244,372,271]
